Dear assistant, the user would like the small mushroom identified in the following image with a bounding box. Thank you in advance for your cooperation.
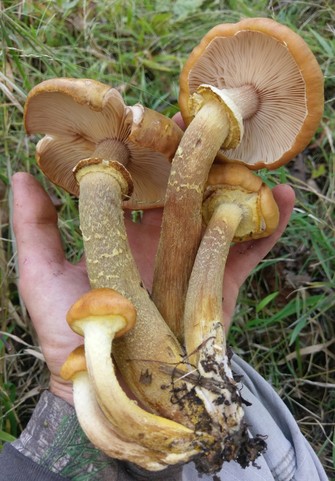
[184,163,279,363]
[24,78,192,422]
[66,288,203,460]
[152,17,323,341]
[60,345,182,471]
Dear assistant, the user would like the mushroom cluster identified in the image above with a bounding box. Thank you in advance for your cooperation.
[24,18,323,477]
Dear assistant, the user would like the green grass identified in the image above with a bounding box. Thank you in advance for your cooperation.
[1,0,334,478]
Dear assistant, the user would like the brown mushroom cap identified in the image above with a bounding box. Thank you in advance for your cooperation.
[179,18,324,170]
[67,288,136,338]
[24,78,183,209]
[203,163,279,240]
[60,345,87,381]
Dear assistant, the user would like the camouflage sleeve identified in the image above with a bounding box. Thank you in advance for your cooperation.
[10,390,182,481]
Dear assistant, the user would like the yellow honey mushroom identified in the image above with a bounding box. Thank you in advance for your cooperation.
[24,78,200,424]
[176,164,278,471]
[184,163,279,363]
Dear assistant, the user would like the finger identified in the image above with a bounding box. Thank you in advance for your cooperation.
[172,112,185,130]
[222,184,295,325]
[12,172,66,273]
[227,184,295,281]
[12,173,88,356]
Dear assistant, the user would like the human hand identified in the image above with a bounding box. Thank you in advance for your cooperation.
[12,172,294,405]
[12,173,90,405]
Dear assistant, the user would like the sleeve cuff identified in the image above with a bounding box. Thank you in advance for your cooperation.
[11,390,183,481]
[11,390,119,480]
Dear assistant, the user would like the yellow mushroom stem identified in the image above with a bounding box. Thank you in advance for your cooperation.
[184,169,279,362]
[179,179,277,471]
[184,202,242,364]
[82,320,202,455]
[183,203,245,438]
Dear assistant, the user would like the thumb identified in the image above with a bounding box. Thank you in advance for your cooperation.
[222,184,295,326]
[12,172,66,278]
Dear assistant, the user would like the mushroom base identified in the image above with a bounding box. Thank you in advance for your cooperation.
[195,421,268,476]
[161,332,267,475]
[195,346,267,474]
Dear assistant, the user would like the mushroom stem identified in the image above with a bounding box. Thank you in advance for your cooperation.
[71,372,174,471]
[184,165,279,359]
[76,163,206,425]
[221,84,259,120]
[183,202,242,363]
[179,166,280,472]
[152,98,231,342]
[76,163,134,292]
[181,202,267,473]
[94,139,130,166]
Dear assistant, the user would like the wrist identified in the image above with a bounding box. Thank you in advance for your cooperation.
[12,390,183,480]
[49,376,74,406]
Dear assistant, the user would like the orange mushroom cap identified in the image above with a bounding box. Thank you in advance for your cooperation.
[203,163,279,241]
[67,288,136,338]
[60,345,87,381]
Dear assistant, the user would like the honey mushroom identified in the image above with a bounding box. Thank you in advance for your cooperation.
[24,78,222,473]
[60,345,191,471]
